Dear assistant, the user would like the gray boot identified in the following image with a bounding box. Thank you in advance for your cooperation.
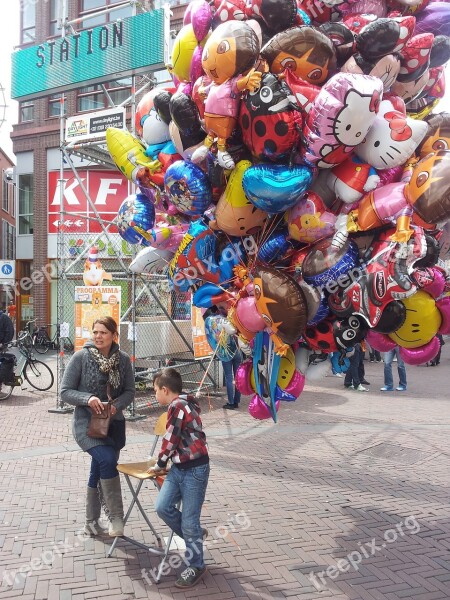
[100,475,124,537]
[84,486,107,536]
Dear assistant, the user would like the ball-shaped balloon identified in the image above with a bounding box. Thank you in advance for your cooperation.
[204,315,237,361]
[388,290,442,348]
[164,161,212,216]
[302,237,360,288]
[235,360,254,395]
[281,370,305,400]
[248,394,280,420]
[373,301,407,334]
[399,337,440,365]
[117,194,156,246]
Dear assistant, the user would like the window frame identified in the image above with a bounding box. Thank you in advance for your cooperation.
[18,174,34,236]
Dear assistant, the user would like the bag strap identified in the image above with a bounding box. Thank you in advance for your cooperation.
[106,383,116,405]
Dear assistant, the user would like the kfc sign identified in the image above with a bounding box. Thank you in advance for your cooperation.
[48,170,130,233]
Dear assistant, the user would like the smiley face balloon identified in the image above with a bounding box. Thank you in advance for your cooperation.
[388,290,442,348]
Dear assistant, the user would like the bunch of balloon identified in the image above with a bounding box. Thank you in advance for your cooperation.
[105,0,450,421]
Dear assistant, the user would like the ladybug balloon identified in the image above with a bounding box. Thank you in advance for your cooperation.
[239,73,302,162]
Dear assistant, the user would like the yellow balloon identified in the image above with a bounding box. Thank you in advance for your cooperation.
[106,127,160,183]
[250,346,296,391]
[210,160,269,236]
[388,290,442,348]
[169,25,207,83]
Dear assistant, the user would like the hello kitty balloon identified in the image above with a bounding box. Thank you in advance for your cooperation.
[302,73,384,169]
[355,98,429,169]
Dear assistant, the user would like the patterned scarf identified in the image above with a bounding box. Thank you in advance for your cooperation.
[88,347,120,390]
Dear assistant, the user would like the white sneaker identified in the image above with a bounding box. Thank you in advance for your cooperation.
[354,384,369,392]
[332,372,343,378]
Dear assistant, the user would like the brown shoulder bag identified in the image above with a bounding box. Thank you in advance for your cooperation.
[87,384,114,439]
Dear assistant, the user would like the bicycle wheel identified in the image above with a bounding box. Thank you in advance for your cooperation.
[34,334,50,354]
[0,383,14,400]
[62,338,74,353]
[24,360,54,391]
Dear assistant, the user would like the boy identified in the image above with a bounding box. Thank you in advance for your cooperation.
[148,368,210,588]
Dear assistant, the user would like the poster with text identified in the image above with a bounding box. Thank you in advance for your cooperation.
[191,304,213,360]
[74,286,121,351]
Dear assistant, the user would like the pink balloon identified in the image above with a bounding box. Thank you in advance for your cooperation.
[437,296,450,334]
[283,370,305,399]
[376,166,404,187]
[420,268,446,298]
[183,2,193,25]
[235,297,266,333]
[399,337,440,365]
[191,0,213,42]
[248,394,280,420]
[366,329,397,352]
[235,360,254,396]
[190,45,204,86]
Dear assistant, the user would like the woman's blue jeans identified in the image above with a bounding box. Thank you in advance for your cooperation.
[87,445,119,487]
[222,352,242,406]
[155,463,210,569]
[383,347,407,389]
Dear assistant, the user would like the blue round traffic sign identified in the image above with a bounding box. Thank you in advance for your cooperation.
[1,264,12,275]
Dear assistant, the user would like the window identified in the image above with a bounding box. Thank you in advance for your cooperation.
[77,79,132,111]
[21,2,36,43]
[2,222,15,260]
[20,101,34,122]
[18,174,34,235]
[2,174,8,212]
[48,94,67,118]
[80,0,132,28]
[50,0,60,36]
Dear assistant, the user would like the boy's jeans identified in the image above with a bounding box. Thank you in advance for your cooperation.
[155,463,210,569]
[383,347,407,389]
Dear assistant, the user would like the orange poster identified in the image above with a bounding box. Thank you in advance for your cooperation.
[191,305,213,360]
[74,286,121,351]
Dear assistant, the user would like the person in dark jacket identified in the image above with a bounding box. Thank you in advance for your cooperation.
[61,317,134,537]
[0,312,15,345]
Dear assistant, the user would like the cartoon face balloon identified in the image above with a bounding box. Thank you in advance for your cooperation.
[261,26,337,85]
[355,98,428,169]
[388,290,442,348]
[286,191,337,243]
[417,112,450,158]
[117,194,156,246]
[135,89,171,146]
[164,160,212,216]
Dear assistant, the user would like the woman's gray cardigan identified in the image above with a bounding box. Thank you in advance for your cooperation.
[60,341,135,451]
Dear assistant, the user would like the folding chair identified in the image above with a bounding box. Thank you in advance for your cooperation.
[107,412,177,583]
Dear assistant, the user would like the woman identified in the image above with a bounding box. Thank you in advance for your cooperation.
[61,317,134,537]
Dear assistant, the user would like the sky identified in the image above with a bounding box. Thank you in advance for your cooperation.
[0,0,20,161]
[0,1,450,164]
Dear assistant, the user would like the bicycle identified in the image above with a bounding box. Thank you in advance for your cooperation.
[33,323,74,355]
[17,319,38,351]
[0,335,55,400]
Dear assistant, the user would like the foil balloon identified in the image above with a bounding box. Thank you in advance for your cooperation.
[209,160,269,236]
[189,0,213,41]
[302,237,360,288]
[366,329,397,353]
[204,314,238,360]
[190,45,205,85]
[257,229,293,264]
[228,296,266,342]
[399,336,440,365]
[252,331,282,420]
[235,359,254,395]
[253,265,308,351]
[211,0,247,27]
[287,191,337,243]
[239,72,302,162]
[437,297,450,335]
[355,16,416,61]
[146,222,188,252]
[246,0,297,33]
[117,194,156,246]
[417,112,450,158]
[191,20,261,169]
[164,160,212,216]
[354,99,429,169]
[302,73,383,168]
[388,290,442,348]
[129,246,173,274]
[106,128,161,185]
[341,54,401,92]
[248,394,280,420]
[372,301,407,334]
[411,266,446,298]
[135,89,171,146]
[277,369,305,401]
[415,3,450,37]
[170,24,208,82]
[169,92,204,139]
[326,156,379,204]
[242,163,313,213]
[260,26,337,85]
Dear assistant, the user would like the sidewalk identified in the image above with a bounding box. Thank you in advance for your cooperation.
[1,354,449,600]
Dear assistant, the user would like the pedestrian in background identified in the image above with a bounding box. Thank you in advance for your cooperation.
[380,346,407,391]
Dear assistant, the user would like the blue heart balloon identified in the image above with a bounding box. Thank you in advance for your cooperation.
[242,164,313,213]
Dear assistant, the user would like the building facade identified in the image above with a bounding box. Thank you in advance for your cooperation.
[11,0,185,330]
[0,149,16,313]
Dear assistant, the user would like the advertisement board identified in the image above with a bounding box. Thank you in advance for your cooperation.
[191,305,213,360]
[74,286,121,351]
[48,169,130,233]
[65,107,126,141]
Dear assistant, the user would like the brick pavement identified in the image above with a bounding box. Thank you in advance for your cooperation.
[0,352,449,600]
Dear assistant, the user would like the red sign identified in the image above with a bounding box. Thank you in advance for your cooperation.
[48,170,130,233]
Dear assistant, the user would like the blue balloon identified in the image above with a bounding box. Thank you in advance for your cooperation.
[242,164,313,213]
[117,193,156,246]
[307,294,330,326]
[164,160,212,216]
[302,238,360,288]
[204,315,237,361]
[257,229,292,263]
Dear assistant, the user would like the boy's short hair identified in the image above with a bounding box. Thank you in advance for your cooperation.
[153,368,183,394]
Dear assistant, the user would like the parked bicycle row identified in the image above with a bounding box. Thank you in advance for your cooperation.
[17,319,74,355]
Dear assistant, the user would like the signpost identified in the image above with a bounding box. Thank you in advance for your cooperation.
[65,107,126,141]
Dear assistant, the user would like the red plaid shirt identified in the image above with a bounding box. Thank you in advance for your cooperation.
[157,395,209,470]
